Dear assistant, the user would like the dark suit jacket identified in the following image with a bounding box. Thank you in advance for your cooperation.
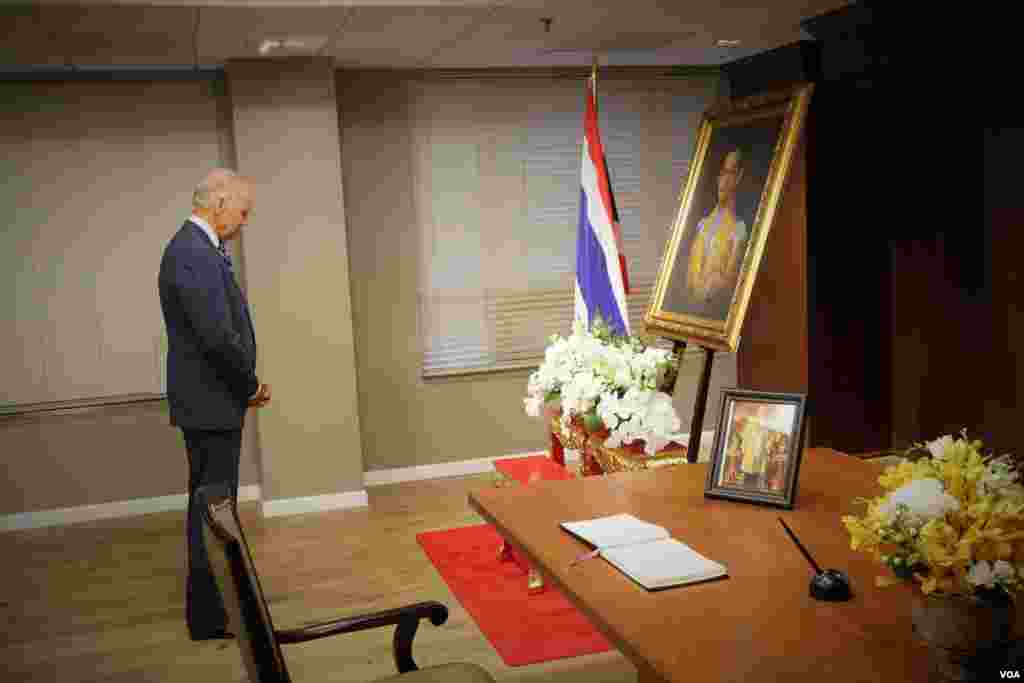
[158,221,258,430]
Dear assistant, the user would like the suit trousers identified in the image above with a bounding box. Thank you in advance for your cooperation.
[182,428,242,639]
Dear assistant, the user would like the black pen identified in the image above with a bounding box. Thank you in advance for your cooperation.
[778,516,823,574]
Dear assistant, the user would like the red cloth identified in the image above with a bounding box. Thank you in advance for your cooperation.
[549,430,566,466]
[416,524,612,666]
[493,455,573,485]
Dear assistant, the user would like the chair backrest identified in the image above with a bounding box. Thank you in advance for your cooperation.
[199,484,292,683]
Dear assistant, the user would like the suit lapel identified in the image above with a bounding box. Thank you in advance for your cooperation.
[185,220,256,344]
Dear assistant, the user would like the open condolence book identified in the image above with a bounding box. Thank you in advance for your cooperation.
[561,513,727,590]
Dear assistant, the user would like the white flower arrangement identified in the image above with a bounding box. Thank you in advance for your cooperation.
[523,317,683,457]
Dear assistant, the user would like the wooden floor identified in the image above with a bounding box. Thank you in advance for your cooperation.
[0,473,636,683]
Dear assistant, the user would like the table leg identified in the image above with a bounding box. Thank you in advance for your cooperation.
[527,566,544,594]
[493,471,546,593]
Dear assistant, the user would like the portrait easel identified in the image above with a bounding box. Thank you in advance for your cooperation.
[663,339,715,464]
[644,85,815,464]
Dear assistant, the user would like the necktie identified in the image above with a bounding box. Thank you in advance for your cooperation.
[217,242,233,270]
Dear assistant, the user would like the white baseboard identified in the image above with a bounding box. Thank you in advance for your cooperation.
[0,484,262,533]
[2,431,717,532]
[260,489,368,518]
[363,450,547,486]
[363,430,715,486]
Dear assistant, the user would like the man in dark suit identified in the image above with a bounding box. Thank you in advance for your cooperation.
[158,168,271,641]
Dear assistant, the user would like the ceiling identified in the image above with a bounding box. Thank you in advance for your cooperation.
[0,1,851,71]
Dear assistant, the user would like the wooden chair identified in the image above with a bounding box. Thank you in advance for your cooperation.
[198,484,494,683]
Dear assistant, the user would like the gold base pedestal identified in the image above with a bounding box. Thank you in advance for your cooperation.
[549,414,689,475]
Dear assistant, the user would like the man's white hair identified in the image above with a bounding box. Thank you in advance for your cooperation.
[192,168,248,210]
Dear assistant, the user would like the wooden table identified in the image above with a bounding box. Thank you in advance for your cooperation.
[469,448,942,683]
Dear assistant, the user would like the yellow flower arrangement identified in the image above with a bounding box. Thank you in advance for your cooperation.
[842,431,1024,600]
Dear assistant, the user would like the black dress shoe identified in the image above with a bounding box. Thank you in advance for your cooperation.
[191,629,235,641]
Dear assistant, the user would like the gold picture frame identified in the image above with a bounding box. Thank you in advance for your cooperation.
[644,83,813,352]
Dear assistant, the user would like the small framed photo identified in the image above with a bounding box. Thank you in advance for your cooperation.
[704,388,807,509]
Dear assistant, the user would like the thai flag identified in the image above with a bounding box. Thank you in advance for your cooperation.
[574,76,630,337]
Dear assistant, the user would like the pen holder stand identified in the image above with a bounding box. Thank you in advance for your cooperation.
[810,569,852,602]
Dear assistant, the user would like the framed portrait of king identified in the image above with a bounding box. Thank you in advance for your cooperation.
[645,83,813,352]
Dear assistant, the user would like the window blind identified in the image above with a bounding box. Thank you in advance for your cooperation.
[0,78,223,406]
[414,74,721,377]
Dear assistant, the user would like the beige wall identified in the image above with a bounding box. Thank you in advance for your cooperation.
[228,58,364,502]
[0,403,260,516]
[337,72,539,472]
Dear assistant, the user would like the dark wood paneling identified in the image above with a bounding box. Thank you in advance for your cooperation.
[970,128,1023,455]
[722,41,821,100]
[885,129,1019,452]
[804,80,893,453]
[737,134,808,395]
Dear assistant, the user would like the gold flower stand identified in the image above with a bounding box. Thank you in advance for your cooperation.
[587,434,689,473]
[549,413,690,475]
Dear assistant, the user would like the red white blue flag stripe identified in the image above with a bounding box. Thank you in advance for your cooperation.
[574,75,630,336]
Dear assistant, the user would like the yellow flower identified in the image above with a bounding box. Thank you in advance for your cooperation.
[940,460,966,502]
[959,523,1002,563]
[842,514,881,552]
[879,461,934,492]
[919,568,960,596]
[876,574,903,588]
[918,519,961,569]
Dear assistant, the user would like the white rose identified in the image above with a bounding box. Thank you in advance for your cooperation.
[926,435,955,460]
[538,366,559,390]
[596,392,620,423]
[878,478,960,524]
[643,347,669,363]
[994,560,1015,582]
[613,366,633,389]
[644,393,681,431]
[968,561,996,588]
[524,396,543,417]
[576,373,604,401]
[545,339,569,363]
[630,356,657,380]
